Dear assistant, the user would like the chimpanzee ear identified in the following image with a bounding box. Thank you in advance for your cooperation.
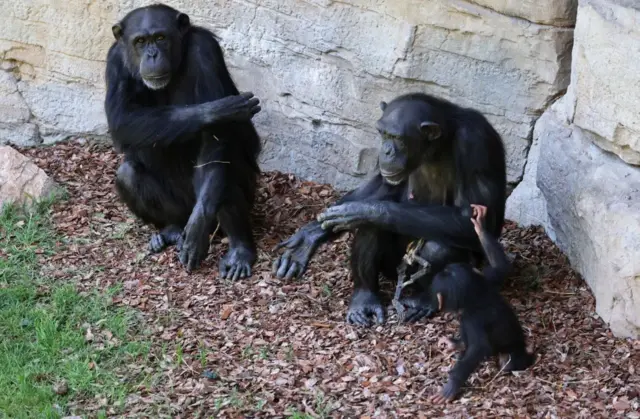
[420,121,441,140]
[379,101,388,111]
[177,13,191,33]
[112,24,123,40]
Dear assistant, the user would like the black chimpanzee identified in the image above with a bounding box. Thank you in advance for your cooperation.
[272,93,507,326]
[430,204,534,403]
[105,4,262,278]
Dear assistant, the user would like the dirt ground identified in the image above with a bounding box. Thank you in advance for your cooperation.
[21,140,640,418]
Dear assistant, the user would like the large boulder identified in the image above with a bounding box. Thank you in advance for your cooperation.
[0,146,58,208]
[1,0,575,189]
[536,101,640,338]
[563,0,640,166]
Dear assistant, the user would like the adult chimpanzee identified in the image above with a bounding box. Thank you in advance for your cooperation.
[272,93,506,326]
[105,4,262,278]
[430,204,534,403]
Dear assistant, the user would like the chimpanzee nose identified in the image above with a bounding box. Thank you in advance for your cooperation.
[148,48,158,58]
[382,142,394,156]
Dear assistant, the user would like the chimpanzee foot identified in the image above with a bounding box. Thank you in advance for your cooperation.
[219,244,256,280]
[346,289,386,327]
[149,225,183,253]
[399,294,436,323]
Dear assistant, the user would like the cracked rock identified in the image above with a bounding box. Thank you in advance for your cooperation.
[0,145,57,208]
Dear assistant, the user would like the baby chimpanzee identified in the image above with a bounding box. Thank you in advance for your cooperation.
[430,205,534,404]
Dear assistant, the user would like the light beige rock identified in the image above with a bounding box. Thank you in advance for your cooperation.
[0,146,58,208]
[564,0,640,165]
[470,0,577,26]
[1,0,573,189]
[536,102,640,338]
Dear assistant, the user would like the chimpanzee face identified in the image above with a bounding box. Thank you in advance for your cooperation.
[113,7,190,90]
[375,100,442,185]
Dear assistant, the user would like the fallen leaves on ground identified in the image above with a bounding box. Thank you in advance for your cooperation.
[21,140,640,418]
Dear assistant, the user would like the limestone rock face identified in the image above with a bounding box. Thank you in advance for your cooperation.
[564,0,640,165]
[536,104,640,338]
[1,0,574,189]
[0,146,58,208]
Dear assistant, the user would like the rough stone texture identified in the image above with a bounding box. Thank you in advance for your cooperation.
[563,0,640,165]
[0,0,575,189]
[536,102,640,338]
[0,146,58,208]
[504,118,554,238]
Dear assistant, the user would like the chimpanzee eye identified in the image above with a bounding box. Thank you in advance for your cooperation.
[156,35,165,41]
[135,37,145,45]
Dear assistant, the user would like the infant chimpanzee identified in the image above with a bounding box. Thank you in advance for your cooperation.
[430,204,534,404]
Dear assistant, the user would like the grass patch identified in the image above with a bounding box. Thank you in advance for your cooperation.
[0,199,155,418]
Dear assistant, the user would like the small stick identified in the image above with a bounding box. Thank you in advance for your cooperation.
[194,160,230,168]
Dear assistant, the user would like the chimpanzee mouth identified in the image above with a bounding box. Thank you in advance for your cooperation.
[142,74,171,90]
[381,170,406,185]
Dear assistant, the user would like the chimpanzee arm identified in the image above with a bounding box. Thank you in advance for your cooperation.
[104,45,259,151]
[477,229,511,286]
[432,317,492,403]
[272,174,401,279]
[317,171,504,253]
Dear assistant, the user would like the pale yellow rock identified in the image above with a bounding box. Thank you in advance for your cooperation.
[0,146,58,208]
[565,0,640,165]
[0,0,573,188]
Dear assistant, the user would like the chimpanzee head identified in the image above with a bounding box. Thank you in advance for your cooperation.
[430,263,481,312]
[112,4,190,90]
[375,95,448,185]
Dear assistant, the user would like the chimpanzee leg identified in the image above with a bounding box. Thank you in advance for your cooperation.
[216,185,257,280]
[115,160,193,252]
[347,227,403,327]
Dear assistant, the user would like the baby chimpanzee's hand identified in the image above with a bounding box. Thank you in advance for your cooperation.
[469,204,487,236]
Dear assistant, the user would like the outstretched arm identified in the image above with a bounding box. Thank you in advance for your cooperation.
[272,174,402,279]
[470,205,511,285]
[317,200,483,251]
[317,173,505,254]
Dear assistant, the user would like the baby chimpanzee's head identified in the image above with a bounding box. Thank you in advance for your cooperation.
[431,263,484,312]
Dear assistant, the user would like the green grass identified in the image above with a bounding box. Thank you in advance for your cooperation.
[0,199,155,418]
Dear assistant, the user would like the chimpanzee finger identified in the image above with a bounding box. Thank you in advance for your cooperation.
[275,253,292,278]
[149,234,165,253]
[347,311,371,327]
[232,265,242,281]
[220,262,229,278]
[272,234,301,252]
[284,262,300,280]
[238,91,255,99]
[373,306,386,324]
[242,265,251,278]
[250,106,262,116]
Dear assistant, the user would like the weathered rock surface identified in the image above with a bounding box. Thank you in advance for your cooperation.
[0,146,58,208]
[536,102,640,338]
[564,0,640,165]
[1,0,574,189]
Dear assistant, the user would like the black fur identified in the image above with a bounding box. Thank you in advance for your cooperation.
[105,4,261,278]
[274,93,507,326]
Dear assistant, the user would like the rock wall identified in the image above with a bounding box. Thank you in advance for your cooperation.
[507,0,640,338]
[0,0,575,189]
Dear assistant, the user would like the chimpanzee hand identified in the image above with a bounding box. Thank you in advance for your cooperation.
[430,379,462,404]
[177,225,210,272]
[219,244,255,280]
[469,204,487,236]
[202,92,261,124]
[347,289,386,327]
[317,202,384,232]
[398,293,436,323]
[272,222,326,279]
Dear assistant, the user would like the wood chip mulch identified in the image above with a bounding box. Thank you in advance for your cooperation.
[20,140,640,418]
